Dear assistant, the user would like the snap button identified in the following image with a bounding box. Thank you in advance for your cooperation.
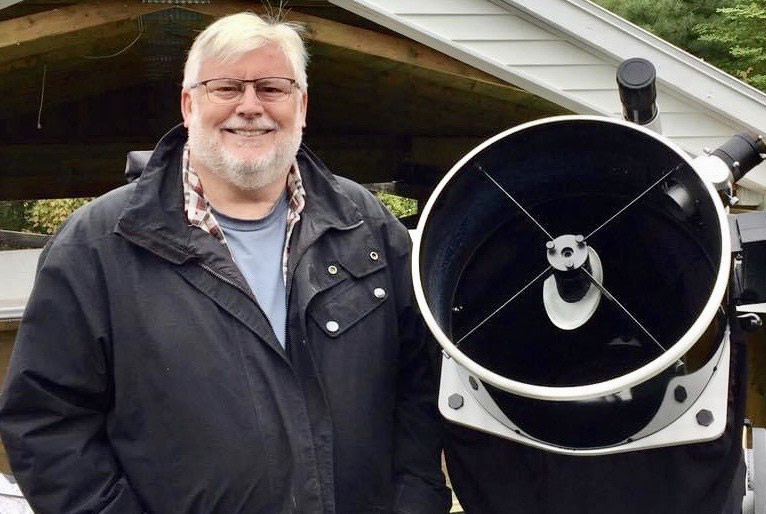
[327,265,338,275]
[369,251,379,261]
[326,320,340,333]
[373,287,386,299]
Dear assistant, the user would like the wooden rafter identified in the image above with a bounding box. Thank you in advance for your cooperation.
[186,3,512,88]
[0,1,514,89]
[0,2,168,64]
[0,1,566,121]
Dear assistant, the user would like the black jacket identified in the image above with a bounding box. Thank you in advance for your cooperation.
[0,125,450,514]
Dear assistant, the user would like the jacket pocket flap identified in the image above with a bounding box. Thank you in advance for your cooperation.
[309,277,389,338]
[334,225,387,278]
[337,251,386,278]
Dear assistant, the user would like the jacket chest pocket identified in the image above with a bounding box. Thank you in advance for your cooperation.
[308,271,390,338]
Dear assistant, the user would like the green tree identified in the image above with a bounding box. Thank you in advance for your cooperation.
[0,201,31,232]
[696,1,766,89]
[375,192,417,219]
[27,198,92,235]
[592,0,738,84]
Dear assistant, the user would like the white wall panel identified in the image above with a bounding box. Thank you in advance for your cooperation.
[332,0,766,192]
[460,40,603,66]
[0,249,41,320]
[659,113,736,138]
[655,92,698,114]
[512,64,615,90]
[381,0,506,15]
[402,14,554,40]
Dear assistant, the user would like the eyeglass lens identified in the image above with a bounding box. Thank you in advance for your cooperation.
[206,78,294,103]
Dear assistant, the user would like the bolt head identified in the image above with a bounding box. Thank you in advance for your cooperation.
[696,409,714,426]
[448,393,464,410]
[546,241,555,249]
[674,385,687,403]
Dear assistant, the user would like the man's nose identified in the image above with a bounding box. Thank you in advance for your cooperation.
[236,83,264,116]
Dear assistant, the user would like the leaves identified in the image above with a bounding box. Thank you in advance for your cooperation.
[375,192,418,219]
[27,198,93,235]
[695,1,766,88]
[593,0,766,91]
[0,201,32,232]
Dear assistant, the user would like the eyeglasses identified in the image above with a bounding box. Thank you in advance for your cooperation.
[188,77,299,104]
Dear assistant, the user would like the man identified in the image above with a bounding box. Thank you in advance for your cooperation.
[0,13,450,514]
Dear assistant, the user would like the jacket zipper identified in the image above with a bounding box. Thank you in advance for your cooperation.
[199,263,253,300]
[199,263,288,360]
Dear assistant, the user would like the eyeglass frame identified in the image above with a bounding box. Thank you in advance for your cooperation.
[187,76,301,104]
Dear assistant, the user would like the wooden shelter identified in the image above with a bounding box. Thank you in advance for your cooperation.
[0,0,564,201]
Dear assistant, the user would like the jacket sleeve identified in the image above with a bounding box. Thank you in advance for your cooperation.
[386,220,452,514]
[0,241,145,514]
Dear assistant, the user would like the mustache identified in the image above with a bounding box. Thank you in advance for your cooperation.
[220,119,279,131]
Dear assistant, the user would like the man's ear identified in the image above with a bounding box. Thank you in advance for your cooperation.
[300,90,308,129]
[181,89,193,128]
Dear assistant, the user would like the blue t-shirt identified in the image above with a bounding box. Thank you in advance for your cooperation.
[213,192,289,348]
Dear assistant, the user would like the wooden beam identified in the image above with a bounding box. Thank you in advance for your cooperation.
[0,134,522,200]
[0,229,50,248]
[0,1,167,65]
[0,320,19,334]
[0,141,148,199]
[0,51,148,118]
[0,1,560,117]
[0,0,502,91]
[306,51,563,136]
[181,3,514,89]
[0,136,406,199]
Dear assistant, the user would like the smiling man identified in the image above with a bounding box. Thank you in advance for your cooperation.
[0,13,450,514]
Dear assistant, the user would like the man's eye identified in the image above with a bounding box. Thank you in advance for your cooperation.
[214,86,240,93]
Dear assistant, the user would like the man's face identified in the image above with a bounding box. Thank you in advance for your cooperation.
[181,44,308,191]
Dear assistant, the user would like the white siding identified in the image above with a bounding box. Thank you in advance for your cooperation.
[404,14,552,40]
[460,40,603,66]
[331,0,766,191]
[379,0,506,15]
[0,249,42,320]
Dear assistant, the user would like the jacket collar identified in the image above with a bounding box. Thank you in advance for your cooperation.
[115,124,364,264]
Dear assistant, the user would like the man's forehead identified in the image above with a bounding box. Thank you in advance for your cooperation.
[198,44,293,78]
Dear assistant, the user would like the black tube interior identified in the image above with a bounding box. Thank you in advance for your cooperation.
[419,119,725,447]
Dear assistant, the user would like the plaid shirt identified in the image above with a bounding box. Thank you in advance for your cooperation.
[182,143,306,284]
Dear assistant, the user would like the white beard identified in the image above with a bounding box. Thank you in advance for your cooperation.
[187,111,303,191]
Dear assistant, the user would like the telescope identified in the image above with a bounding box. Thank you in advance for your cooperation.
[413,58,766,512]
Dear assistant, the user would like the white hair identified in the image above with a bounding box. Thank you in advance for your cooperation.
[182,12,309,90]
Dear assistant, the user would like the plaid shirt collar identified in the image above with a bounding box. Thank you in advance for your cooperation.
[181,142,306,283]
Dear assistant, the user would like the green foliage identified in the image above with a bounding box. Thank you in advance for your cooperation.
[696,1,766,89]
[0,201,31,232]
[593,0,733,65]
[592,0,766,91]
[27,198,93,235]
[376,192,418,219]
